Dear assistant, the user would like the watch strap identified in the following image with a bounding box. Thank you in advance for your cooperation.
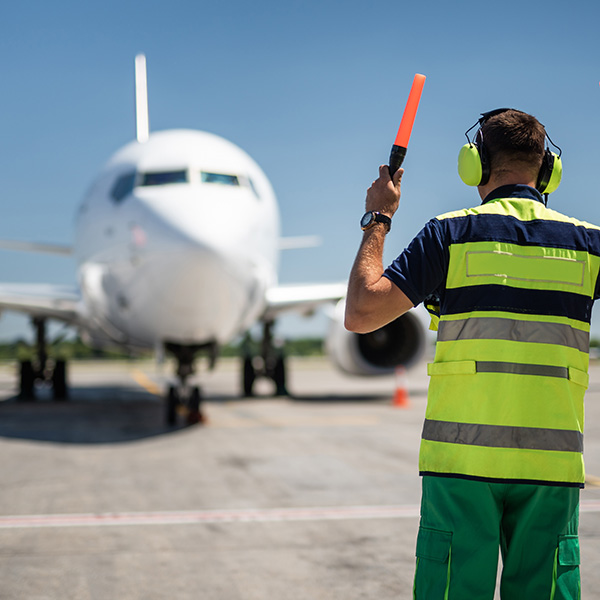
[361,211,391,233]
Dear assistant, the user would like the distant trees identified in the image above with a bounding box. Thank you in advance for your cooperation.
[0,336,326,360]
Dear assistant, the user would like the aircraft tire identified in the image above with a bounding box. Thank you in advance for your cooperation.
[186,386,203,425]
[19,360,35,401]
[52,360,68,401]
[243,356,255,397]
[166,386,178,426]
[273,355,288,396]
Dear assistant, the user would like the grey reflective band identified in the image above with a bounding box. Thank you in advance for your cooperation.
[422,419,583,453]
[437,318,589,353]
[475,361,569,378]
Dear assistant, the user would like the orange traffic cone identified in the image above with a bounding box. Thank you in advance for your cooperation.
[392,367,410,408]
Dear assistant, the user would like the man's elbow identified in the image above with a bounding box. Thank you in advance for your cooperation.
[344,306,377,334]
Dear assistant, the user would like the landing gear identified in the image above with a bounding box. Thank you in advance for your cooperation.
[163,342,217,426]
[52,360,68,400]
[18,318,68,401]
[165,384,203,426]
[241,320,288,397]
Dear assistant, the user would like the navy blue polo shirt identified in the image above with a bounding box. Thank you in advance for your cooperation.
[383,185,600,313]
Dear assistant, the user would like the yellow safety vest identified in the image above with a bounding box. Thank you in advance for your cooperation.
[421,195,600,486]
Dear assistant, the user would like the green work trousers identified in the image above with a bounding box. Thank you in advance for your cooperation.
[413,476,580,599]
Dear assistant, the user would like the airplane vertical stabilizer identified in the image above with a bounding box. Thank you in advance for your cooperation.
[135,54,149,143]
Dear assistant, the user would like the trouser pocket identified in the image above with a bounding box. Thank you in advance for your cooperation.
[413,526,452,599]
[552,535,581,600]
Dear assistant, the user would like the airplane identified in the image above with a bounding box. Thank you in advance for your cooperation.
[0,54,429,425]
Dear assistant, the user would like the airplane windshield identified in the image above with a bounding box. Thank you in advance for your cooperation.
[111,171,136,203]
[140,170,188,186]
[201,172,240,186]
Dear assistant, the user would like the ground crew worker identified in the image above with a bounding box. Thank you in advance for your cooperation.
[345,108,599,599]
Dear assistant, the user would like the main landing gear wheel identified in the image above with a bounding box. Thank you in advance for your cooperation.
[243,356,256,397]
[241,320,288,398]
[17,318,69,401]
[19,360,35,400]
[52,360,68,400]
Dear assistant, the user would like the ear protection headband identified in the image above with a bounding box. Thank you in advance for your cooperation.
[457,108,563,195]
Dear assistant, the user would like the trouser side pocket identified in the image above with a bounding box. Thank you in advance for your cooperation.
[413,526,452,599]
[551,534,581,600]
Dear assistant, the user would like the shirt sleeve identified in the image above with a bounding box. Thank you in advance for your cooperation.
[383,218,448,306]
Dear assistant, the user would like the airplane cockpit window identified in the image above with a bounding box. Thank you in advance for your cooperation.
[201,172,240,186]
[140,170,188,186]
[111,171,136,203]
[247,178,260,199]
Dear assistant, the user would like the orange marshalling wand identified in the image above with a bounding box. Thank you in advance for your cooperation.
[389,73,426,177]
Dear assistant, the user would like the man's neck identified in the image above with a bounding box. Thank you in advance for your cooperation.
[477,175,537,202]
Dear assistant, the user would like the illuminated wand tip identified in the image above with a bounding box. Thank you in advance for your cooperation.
[389,73,426,177]
[394,73,426,148]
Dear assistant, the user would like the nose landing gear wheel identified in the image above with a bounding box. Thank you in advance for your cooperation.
[165,385,205,426]
[166,386,179,426]
[186,386,204,425]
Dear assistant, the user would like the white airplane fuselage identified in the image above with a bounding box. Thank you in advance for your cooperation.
[75,129,280,350]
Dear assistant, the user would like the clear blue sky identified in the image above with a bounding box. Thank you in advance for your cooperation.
[0,0,599,341]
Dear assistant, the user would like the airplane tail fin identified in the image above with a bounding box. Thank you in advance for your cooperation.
[135,54,150,143]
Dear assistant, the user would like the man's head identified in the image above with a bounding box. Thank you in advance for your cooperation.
[480,109,546,183]
[458,108,562,199]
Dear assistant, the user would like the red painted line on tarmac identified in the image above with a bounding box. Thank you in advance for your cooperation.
[2,500,600,529]
[580,499,600,512]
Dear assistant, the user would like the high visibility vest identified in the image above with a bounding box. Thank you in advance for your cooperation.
[420,194,600,487]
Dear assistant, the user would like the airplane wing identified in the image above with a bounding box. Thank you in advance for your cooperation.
[264,282,347,320]
[278,236,321,250]
[0,283,81,324]
[0,240,73,255]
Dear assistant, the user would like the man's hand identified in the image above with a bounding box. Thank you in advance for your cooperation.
[365,165,403,218]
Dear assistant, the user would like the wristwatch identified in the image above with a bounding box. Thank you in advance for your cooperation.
[360,211,391,233]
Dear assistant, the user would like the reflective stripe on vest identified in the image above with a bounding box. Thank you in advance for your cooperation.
[422,419,584,453]
[437,317,590,353]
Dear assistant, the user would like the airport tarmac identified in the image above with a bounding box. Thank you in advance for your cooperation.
[0,356,599,599]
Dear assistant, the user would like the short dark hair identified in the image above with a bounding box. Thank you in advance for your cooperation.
[481,109,546,178]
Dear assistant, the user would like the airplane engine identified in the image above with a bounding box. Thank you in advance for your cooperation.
[326,299,428,376]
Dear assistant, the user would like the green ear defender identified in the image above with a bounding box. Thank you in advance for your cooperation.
[458,142,486,186]
[536,150,562,194]
[457,109,563,195]
[457,110,500,187]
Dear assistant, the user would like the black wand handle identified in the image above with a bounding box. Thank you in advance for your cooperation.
[388,144,407,178]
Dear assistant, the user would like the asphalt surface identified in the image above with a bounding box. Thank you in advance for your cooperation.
[0,356,599,599]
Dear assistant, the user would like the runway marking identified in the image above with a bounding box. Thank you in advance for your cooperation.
[130,369,162,396]
[585,474,600,488]
[2,500,600,529]
[0,505,419,529]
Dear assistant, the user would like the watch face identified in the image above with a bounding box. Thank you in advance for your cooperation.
[361,212,374,229]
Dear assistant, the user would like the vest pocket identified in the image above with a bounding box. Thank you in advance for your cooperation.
[414,527,452,599]
[427,361,476,376]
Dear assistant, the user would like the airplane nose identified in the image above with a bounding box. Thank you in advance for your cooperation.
[126,191,273,342]
[135,187,270,254]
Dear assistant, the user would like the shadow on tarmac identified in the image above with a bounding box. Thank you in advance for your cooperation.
[289,390,427,403]
[0,385,186,444]
[0,380,427,444]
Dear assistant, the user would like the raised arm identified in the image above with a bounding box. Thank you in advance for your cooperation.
[345,165,414,333]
